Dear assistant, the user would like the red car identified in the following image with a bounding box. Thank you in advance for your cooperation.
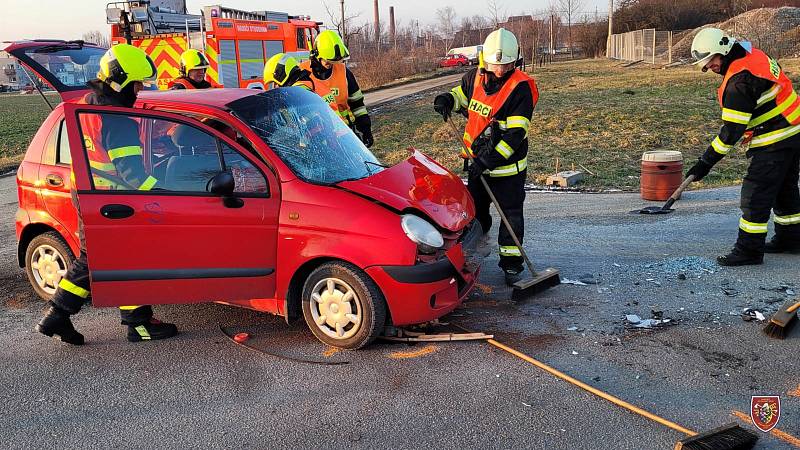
[439,54,469,68]
[10,40,482,349]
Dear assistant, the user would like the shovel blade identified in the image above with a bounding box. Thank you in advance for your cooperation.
[637,206,674,215]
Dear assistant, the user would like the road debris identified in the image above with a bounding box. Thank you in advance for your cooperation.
[720,287,739,297]
[561,278,588,286]
[643,256,718,276]
[625,313,675,329]
[578,274,600,285]
[740,308,766,322]
[567,326,585,332]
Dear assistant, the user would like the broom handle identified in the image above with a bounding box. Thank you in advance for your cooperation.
[788,301,800,313]
[447,118,537,276]
[661,175,695,210]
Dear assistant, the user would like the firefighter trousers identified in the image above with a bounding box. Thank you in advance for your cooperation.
[736,147,800,254]
[51,250,154,325]
[468,170,526,271]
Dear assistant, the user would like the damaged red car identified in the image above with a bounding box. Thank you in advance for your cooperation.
[11,40,483,349]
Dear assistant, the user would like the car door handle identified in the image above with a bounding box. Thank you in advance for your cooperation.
[100,204,135,219]
[45,174,63,187]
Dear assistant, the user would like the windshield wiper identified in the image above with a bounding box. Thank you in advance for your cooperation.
[363,160,387,176]
[34,41,86,53]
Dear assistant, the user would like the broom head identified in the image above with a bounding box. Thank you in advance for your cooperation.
[674,423,757,450]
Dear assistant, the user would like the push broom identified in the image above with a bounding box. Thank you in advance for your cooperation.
[446,117,560,299]
[763,299,800,339]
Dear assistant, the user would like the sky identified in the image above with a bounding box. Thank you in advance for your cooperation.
[1,0,607,42]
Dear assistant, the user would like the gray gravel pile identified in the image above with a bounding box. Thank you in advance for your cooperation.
[640,256,719,277]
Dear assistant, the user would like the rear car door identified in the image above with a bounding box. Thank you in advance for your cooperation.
[61,103,279,307]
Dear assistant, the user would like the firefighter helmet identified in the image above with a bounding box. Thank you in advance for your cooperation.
[691,28,736,67]
[180,49,211,76]
[97,44,157,92]
[264,53,301,87]
[482,28,519,65]
[314,30,350,62]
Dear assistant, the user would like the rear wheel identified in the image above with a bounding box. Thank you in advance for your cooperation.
[25,231,74,301]
[301,262,386,349]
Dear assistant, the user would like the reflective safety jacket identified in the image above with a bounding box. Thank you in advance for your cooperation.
[299,59,367,125]
[80,84,158,191]
[705,46,800,161]
[449,68,538,177]
[168,76,221,90]
[293,77,340,114]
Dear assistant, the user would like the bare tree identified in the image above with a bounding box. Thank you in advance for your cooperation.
[82,30,110,48]
[324,1,363,46]
[472,15,489,42]
[436,6,458,52]
[557,0,584,58]
[487,0,507,27]
[459,16,474,47]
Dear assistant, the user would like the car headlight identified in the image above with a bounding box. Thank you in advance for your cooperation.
[401,214,444,255]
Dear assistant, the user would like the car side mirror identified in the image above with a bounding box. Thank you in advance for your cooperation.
[207,171,244,208]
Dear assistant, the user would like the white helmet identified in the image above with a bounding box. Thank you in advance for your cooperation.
[691,28,735,67]
[482,28,519,65]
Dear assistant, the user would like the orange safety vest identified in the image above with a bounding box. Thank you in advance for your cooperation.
[718,48,800,134]
[461,69,539,158]
[168,77,222,89]
[299,60,354,124]
[294,79,340,114]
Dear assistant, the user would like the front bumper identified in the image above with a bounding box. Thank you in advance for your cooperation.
[367,221,484,326]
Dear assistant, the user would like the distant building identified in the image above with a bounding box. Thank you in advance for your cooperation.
[0,51,22,90]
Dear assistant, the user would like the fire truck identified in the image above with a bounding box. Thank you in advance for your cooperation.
[105,1,321,89]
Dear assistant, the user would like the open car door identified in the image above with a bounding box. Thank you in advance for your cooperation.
[3,40,106,102]
[61,102,280,308]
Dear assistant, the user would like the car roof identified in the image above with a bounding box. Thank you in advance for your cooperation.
[137,88,262,110]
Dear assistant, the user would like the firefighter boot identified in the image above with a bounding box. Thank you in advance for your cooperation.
[36,304,84,345]
[127,318,179,342]
[503,266,524,286]
[764,236,800,253]
[717,248,764,266]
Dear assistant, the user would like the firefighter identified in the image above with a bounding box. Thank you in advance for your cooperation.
[433,28,538,285]
[686,28,800,266]
[299,30,374,147]
[169,49,218,90]
[36,44,179,345]
[263,53,339,113]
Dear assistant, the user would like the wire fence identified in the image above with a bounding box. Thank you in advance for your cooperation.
[608,29,674,65]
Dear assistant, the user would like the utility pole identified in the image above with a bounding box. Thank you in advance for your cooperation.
[549,14,554,64]
[606,0,613,58]
[340,0,346,42]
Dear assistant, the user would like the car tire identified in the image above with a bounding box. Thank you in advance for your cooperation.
[301,262,386,349]
[24,231,75,301]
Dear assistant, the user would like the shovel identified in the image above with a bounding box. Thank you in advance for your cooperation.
[637,175,695,215]
[446,118,560,299]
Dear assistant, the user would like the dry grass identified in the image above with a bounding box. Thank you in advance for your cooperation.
[371,58,800,190]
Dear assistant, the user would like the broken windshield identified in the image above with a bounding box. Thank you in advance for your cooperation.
[228,88,383,184]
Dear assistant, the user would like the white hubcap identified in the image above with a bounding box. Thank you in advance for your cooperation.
[309,278,362,340]
[30,244,68,295]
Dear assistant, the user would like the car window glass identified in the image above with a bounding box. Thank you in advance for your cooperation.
[41,120,59,166]
[77,112,224,193]
[221,143,268,195]
[57,120,71,165]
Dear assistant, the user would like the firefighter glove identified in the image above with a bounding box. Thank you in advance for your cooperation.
[355,115,374,148]
[468,158,487,182]
[434,93,454,121]
[686,158,713,181]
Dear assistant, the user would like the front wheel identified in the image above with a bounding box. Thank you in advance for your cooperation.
[301,262,386,349]
[24,231,75,301]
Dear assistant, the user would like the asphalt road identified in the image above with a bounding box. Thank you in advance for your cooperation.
[364,73,464,108]
[1,170,798,449]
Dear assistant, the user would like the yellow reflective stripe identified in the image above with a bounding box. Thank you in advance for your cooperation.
[506,115,530,129]
[58,278,89,299]
[739,218,768,233]
[497,120,507,130]
[488,158,527,177]
[749,124,800,148]
[108,145,142,160]
[463,132,473,145]
[711,136,733,155]
[352,106,368,117]
[138,176,158,191]
[499,246,521,256]
[756,84,780,107]
[348,89,364,101]
[495,140,514,159]
[118,305,141,310]
[90,160,116,171]
[749,90,798,128]
[721,108,751,125]
[134,325,151,340]
[774,212,800,225]
[786,104,800,123]
[451,86,468,108]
